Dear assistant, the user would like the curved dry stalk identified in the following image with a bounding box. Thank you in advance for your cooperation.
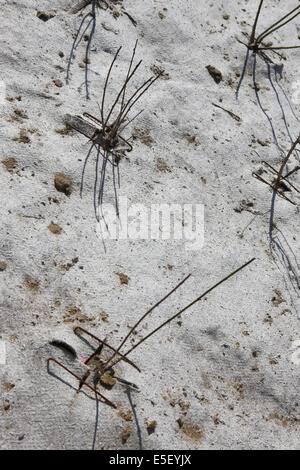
[103,274,192,369]
[105,258,256,371]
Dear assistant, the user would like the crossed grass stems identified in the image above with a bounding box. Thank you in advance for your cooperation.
[236,0,300,98]
[48,258,255,408]
[68,41,161,222]
[253,135,300,206]
[236,3,300,232]
[250,136,300,301]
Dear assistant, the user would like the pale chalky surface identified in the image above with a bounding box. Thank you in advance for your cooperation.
[0,0,299,449]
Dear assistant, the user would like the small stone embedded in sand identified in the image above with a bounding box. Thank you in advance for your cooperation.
[115,272,129,285]
[121,427,131,444]
[6,95,22,102]
[53,79,63,88]
[132,127,155,147]
[233,382,245,399]
[58,51,64,57]
[12,109,28,122]
[178,420,204,442]
[63,305,91,324]
[99,311,108,322]
[100,373,117,390]
[156,157,171,173]
[256,138,270,147]
[12,128,30,144]
[213,414,225,425]
[55,124,74,136]
[48,221,63,235]
[4,400,10,411]
[206,65,223,84]
[271,289,285,307]
[264,313,273,325]
[146,420,157,435]
[119,409,133,422]
[186,135,200,146]
[54,173,72,196]
[234,200,254,213]
[24,277,40,292]
[59,257,79,272]
[3,383,15,392]
[37,11,56,22]
[0,261,7,272]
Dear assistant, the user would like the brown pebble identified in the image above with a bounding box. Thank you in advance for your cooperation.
[48,221,62,235]
[156,157,171,173]
[25,277,40,292]
[2,157,17,173]
[146,420,157,435]
[37,10,56,21]
[115,272,129,285]
[0,262,7,272]
[100,373,117,390]
[4,400,10,411]
[58,51,64,57]
[121,427,131,444]
[53,79,63,88]
[3,383,15,392]
[54,173,72,196]
[206,65,222,84]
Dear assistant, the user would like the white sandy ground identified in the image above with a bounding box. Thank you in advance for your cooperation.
[0,0,300,450]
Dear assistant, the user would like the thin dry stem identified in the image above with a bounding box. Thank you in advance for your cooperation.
[103,274,192,369]
[106,258,256,370]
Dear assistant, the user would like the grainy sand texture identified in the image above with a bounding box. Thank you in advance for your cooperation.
[0,0,300,450]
